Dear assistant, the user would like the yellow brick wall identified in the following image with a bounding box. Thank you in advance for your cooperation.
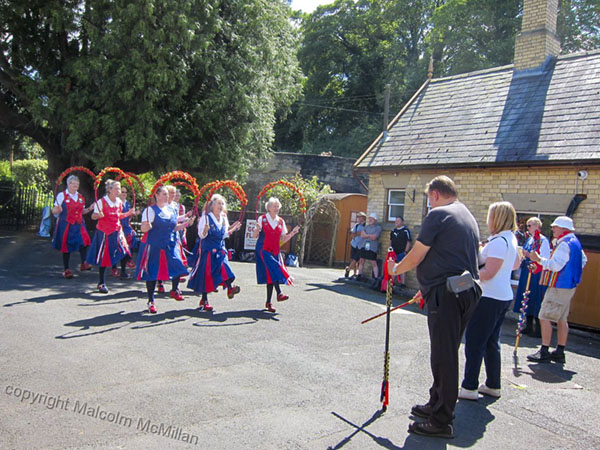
[366,166,599,287]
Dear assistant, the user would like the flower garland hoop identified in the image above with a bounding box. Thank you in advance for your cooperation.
[149,171,200,206]
[255,180,307,223]
[94,167,136,210]
[54,166,96,199]
[115,172,146,203]
[194,180,247,223]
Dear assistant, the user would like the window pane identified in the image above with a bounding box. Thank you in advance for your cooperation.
[389,190,405,204]
[389,205,404,220]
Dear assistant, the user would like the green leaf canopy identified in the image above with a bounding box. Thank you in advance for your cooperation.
[0,0,303,180]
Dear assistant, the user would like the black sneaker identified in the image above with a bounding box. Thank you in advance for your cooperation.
[408,420,454,439]
[527,349,551,362]
[344,267,350,278]
[550,351,566,364]
[411,404,432,419]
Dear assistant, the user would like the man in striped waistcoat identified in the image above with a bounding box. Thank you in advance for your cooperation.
[526,216,587,364]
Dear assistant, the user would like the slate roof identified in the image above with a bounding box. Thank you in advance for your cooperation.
[355,50,600,170]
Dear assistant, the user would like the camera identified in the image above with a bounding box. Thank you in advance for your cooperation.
[577,170,588,180]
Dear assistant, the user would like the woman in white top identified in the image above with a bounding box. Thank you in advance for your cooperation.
[187,194,242,311]
[459,201,521,400]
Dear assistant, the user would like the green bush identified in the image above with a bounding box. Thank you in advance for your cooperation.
[11,159,50,191]
[0,160,13,181]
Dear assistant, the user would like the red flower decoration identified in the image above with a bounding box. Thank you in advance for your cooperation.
[54,166,96,197]
[255,180,307,219]
[194,180,247,222]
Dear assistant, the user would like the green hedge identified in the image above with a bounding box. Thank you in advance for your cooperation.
[10,159,51,191]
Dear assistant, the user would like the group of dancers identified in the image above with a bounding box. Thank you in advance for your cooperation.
[52,174,299,314]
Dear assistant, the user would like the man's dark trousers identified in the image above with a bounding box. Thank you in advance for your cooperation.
[425,283,480,426]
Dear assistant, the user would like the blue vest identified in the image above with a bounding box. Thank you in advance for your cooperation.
[541,234,583,289]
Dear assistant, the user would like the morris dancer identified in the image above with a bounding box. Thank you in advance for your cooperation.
[86,180,134,293]
[174,189,189,281]
[252,197,299,313]
[136,186,194,313]
[527,216,587,364]
[156,185,191,294]
[187,194,242,311]
[111,185,139,279]
[511,217,550,337]
[52,175,93,278]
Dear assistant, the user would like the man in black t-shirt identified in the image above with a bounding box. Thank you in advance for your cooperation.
[390,216,411,285]
[388,176,481,439]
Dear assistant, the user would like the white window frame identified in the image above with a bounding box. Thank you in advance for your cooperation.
[387,189,405,222]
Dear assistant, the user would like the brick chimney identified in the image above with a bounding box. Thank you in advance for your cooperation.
[514,0,560,70]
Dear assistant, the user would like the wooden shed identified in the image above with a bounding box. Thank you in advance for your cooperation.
[324,193,368,266]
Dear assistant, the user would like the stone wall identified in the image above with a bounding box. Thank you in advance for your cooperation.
[245,152,367,201]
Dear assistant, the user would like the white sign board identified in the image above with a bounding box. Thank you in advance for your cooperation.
[244,219,258,250]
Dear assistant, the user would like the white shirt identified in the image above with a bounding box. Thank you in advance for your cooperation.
[93,195,121,214]
[54,191,79,206]
[198,212,230,239]
[479,230,518,301]
[539,233,587,272]
[141,205,174,224]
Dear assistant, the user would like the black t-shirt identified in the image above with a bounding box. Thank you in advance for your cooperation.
[390,226,411,254]
[416,201,480,295]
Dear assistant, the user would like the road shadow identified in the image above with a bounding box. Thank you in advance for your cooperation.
[4,289,144,307]
[306,282,425,317]
[328,409,401,449]
[56,306,279,339]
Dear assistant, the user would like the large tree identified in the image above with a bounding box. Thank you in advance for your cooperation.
[0,0,303,181]
[429,0,600,77]
[275,0,441,157]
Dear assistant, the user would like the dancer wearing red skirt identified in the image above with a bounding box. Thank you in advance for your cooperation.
[52,175,93,278]
[86,180,134,293]
[252,197,299,313]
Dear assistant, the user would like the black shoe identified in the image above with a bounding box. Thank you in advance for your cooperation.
[550,350,566,364]
[120,272,131,280]
[527,349,551,362]
[355,274,363,282]
[408,420,454,439]
[411,404,432,419]
[344,268,350,278]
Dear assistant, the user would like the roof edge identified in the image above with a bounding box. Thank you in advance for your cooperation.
[356,159,600,173]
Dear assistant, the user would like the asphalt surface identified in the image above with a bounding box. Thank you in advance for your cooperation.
[1,231,599,449]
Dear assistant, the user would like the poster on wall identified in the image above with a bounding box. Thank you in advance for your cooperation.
[244,219,258,250]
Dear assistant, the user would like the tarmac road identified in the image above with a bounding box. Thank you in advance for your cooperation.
[1,231,599,449]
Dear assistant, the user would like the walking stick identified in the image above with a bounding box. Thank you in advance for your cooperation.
[513,269,532,356]
[361,293,423,324]
[380,269,393,411]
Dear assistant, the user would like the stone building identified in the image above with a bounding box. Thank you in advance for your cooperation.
[353,0,600,328]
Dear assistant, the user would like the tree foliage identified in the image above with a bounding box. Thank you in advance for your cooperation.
[276,0,599,156]
[276,0,438,158]
[0,0,303,181]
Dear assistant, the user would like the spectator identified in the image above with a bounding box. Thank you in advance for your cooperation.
[359,213,382,280]
[390,216,411,286]
[527,216,587,364]
[345,212,367,279]
[388,175,481,439]
[459,201,520,401]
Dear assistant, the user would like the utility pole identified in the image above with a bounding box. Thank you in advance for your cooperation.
[382,83,390,143]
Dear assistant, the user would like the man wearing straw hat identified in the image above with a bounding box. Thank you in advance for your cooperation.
[526,216,587,364]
